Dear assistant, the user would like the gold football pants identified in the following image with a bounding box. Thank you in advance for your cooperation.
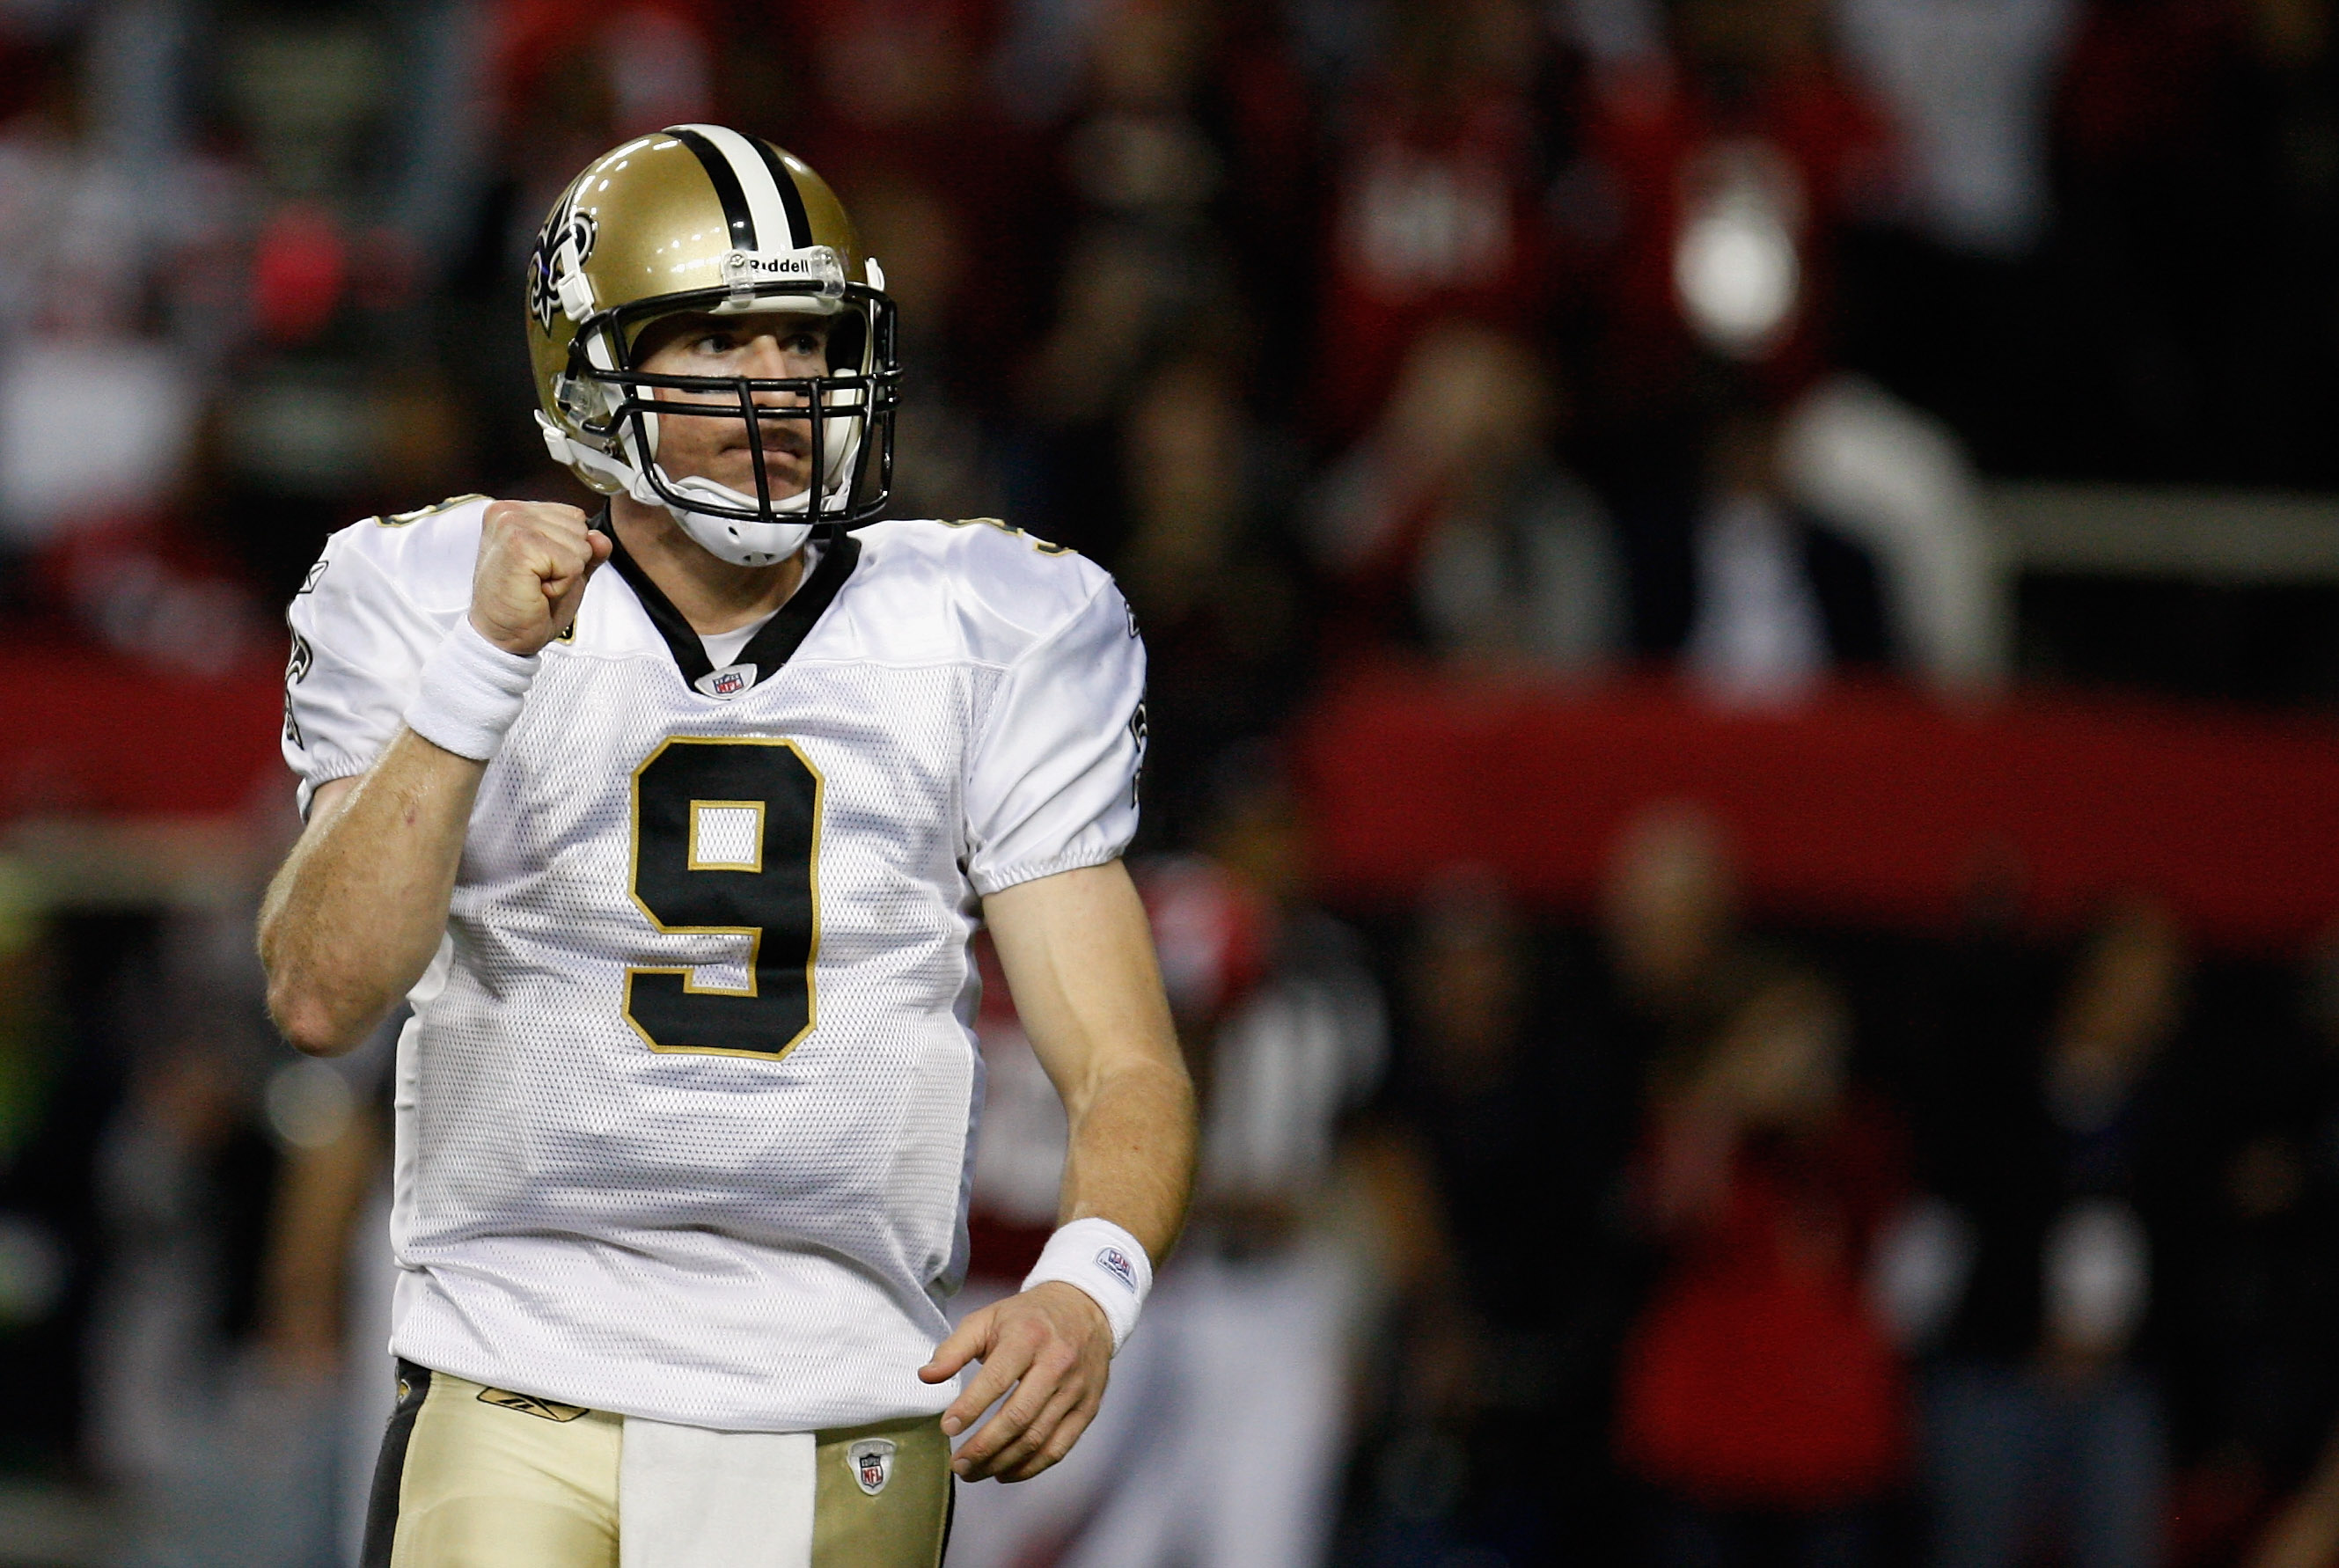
[362,1361,952,1567]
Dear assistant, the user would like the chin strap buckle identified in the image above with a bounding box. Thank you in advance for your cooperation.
[556,271,597,322]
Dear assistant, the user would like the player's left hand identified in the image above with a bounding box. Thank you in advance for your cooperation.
[920,1281,1112,1482]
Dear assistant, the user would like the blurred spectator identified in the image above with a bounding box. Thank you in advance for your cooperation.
[256,1010,400,1562]
[494,0,710,226]
[1669,399,1892,702]
[1915,899,2188,1568]
[1617,960,1912,1568]
[1574,23,1910,692]
[86,1035,261,1476]
[966,0,1230,553]
[2253,1428,2339,1568]
[1833,0,2077,259]
[1825,0,2079,481]
[2035,0,2339,485]
[82,914,347,1566]
[0,861,73,1466]
[1397,870,1555,1360]
[1016,0,1240,431]
[0,19,278,671]
[1568,0,1898,421]
[1574,798,1751,1346]
[2173,927,2339,1568]
[951,766,1387,1568]
[848,170,1015,524]
[1305,320,1624,670]
[200,3,496,600]
[1345,868,1574,1564]
[0,18,245,625]
[1004,0,1318,561]
[1823,0,2076,471]
[1313,0,1559,438]
[1116,354,1308,840]
[1400,798,1772,1559]
[0,23,249,352]
[786,0,1038,382]
[1602,800,1742,1037]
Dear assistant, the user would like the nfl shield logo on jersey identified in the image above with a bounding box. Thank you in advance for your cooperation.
[848,1437,897,1496]
[694,663,757,699]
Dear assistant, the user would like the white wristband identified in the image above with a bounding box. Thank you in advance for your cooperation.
[1022,1218,1152,1355]
[404,618,541,762]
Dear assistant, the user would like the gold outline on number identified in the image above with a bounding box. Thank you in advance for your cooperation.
[624,736,824,1061]
[686,799,766,873]
[942,517,1076,556]
[374,493,488,528]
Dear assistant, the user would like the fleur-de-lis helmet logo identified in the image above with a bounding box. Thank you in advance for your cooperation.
[527,203,599,334]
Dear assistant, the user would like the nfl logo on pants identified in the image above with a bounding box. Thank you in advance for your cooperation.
[848,1438,896,1496]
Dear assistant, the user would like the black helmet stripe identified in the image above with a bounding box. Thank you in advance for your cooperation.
[665,125,757,250]
[670,124,811,253]
[744,138,813,252]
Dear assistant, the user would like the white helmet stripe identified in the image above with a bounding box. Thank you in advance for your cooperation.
[672,123,805,252]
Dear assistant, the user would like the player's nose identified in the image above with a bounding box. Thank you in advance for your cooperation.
[738,333,818,401]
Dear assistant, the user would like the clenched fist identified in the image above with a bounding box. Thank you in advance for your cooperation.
[470,501,612,656]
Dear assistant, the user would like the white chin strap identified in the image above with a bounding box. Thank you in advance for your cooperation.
[660,473,816,568]
[536,397,863,569]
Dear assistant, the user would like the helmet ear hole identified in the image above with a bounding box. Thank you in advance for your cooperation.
[827,313,869,373]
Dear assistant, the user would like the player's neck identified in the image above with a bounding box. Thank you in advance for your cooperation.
[609,497,810,635]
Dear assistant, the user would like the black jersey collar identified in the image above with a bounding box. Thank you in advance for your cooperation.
[594,509,861,689]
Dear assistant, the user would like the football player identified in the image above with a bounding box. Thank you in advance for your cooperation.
[258,124,1197,1567]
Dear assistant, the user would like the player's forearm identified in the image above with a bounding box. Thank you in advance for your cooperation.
[1057,1054,1197,1263]
[984,861,1199,1264]
[260,729,485,1054]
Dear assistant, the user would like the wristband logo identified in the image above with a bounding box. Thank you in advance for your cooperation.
[1096,1246,1138,1292]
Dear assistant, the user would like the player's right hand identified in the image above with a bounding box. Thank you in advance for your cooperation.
[469,500,613,656]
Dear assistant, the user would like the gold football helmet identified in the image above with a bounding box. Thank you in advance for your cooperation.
[525,125,900,565]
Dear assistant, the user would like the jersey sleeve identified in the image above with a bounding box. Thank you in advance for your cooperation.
[281,531,454,817]
[963,576,1148,897]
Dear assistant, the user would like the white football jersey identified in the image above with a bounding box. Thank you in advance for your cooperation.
[282,496,1147,1432]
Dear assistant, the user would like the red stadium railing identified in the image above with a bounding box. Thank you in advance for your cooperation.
[0,649,282,820]
[1298,664,2339,950]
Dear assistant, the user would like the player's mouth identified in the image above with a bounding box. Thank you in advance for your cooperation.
[733,420,811,462]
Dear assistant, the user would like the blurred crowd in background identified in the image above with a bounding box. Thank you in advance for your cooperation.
[6,0,2339,1564]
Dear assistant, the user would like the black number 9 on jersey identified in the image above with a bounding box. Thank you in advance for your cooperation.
[626,737,823,1059]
